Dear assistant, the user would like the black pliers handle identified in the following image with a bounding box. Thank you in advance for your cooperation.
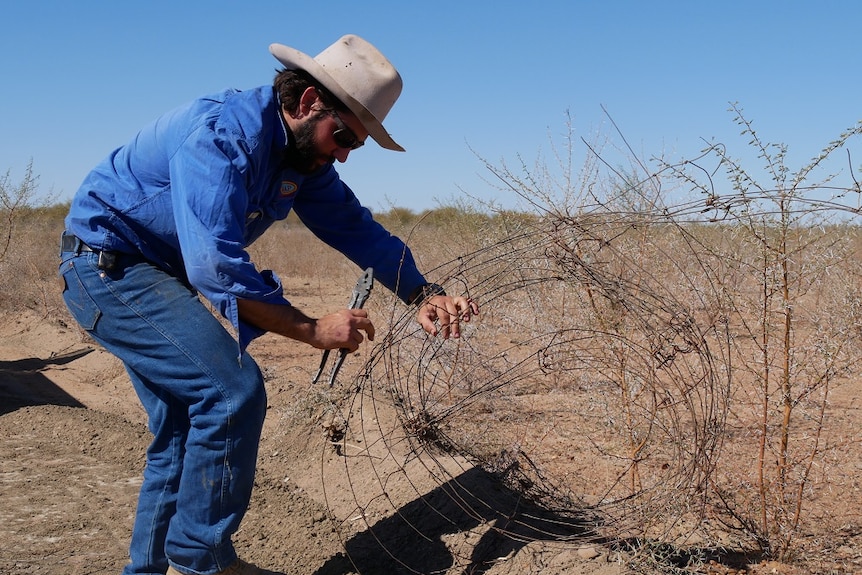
[311,267,374,386]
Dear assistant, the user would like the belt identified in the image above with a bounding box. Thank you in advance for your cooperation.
[60,232,118,270]
[60,232,95,254]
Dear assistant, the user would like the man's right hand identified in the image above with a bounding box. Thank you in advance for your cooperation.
[311,308,375,351]
[236,299,374,351]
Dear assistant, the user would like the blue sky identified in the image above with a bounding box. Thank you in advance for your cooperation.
[2,1,860,212]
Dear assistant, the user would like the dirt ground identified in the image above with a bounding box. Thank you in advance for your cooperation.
[0,277,856,575]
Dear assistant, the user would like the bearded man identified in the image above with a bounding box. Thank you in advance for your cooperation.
[60,35,477,575]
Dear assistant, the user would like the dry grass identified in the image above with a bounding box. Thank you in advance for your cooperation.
[0,205,67,321]
[4,198,862,573]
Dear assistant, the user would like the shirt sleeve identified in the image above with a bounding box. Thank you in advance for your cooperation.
[292,167,428,303]
[169,124,290,352]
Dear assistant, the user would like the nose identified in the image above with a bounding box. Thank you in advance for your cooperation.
[333,148,351,163]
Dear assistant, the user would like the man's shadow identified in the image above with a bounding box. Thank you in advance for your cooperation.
[315,465,601,575]
[0,349,92,414]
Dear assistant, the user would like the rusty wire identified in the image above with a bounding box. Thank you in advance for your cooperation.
[317,204,743,573]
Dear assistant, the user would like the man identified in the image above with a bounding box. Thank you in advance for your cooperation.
[59,35,478,575]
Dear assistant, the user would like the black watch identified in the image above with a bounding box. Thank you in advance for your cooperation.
[408,283,446,305]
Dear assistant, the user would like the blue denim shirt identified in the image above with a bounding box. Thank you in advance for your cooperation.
[65,86,426,351]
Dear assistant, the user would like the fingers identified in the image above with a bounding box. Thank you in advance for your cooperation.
[419,295,479,339]
[344,309,374,349]
[417,311,439,337]
[316,309,375,351]
[441,296,475,338]
[356,312,375,343]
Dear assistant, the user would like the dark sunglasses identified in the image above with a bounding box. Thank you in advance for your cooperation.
[330,110,365,150]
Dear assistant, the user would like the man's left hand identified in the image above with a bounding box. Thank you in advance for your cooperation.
[416,295,479,339]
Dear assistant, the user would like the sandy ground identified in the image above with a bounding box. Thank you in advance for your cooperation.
[0,271,633,575]
[0,280,852,574]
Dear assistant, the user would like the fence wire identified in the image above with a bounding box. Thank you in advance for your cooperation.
[315,198,776,572]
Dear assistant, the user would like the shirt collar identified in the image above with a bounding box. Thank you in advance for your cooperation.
[273,89,292,149]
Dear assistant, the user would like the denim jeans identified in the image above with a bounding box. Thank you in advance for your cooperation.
[59,251,267,575]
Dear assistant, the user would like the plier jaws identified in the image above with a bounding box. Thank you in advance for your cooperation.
[311,267,374,386]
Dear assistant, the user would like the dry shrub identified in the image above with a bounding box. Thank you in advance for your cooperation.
[336,111,862,573]
[0,205,67,320]
[1,162,66,320]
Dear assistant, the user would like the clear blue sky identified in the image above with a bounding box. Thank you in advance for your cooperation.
[2,1,860,212]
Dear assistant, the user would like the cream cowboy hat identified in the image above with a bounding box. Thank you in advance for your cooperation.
[269,35,404,152]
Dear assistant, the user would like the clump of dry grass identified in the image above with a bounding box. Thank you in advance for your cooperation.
[1,162,67,321]
[0,206,68,321]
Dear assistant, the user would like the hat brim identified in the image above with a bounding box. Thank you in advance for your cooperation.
[269,43,404,152]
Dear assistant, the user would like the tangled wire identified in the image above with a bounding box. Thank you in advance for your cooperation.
[313,116,862,572]
[318,205,741,573]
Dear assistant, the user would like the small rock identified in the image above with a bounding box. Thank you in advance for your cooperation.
[577,546,600,560]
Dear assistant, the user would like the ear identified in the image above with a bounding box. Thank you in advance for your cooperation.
[296,86,321,118]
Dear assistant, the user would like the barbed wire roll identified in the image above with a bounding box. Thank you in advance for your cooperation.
[320,214,732,573]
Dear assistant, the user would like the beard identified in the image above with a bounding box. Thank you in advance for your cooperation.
[283,116,333,175]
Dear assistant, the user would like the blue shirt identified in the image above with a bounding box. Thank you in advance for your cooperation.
[66,86,427,351]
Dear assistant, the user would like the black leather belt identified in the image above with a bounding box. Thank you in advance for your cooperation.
[60,232,94,254]
[60,232,118,270]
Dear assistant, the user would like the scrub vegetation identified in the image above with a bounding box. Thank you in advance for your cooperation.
[2,108,862,574]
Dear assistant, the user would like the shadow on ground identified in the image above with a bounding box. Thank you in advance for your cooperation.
[314,465,600,575]
[0,349,92,414]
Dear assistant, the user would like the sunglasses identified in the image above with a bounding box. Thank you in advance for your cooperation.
[330,110,365,150]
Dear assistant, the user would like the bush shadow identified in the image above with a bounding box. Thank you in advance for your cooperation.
[314,465,601,575]
[0,349,92,414]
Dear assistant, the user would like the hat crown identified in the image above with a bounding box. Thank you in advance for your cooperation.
[315,35,402,125]
[269,35,404,151]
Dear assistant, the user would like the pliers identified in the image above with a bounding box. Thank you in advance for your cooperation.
[311,267,374,386]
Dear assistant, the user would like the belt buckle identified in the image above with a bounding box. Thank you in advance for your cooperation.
[60,232,81,256]
[60,231,118,270]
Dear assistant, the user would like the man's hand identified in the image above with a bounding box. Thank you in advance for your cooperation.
[416,295,479,339]
[236,299,374,351]
[312,308,375,351]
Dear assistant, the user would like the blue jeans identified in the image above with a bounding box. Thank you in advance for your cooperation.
[59,251,267,575]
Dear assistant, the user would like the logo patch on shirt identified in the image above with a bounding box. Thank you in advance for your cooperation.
[280,181,298,197]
